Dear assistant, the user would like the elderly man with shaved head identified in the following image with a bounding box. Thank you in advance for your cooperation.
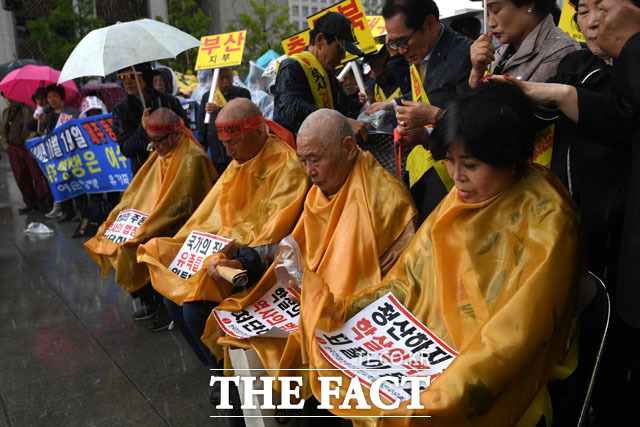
[85,107,217,330]
[137,98,309,366]
[201,109,417,406]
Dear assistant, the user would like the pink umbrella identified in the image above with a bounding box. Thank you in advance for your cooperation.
[0,64,82,107]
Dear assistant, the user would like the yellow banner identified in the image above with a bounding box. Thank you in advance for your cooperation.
[409,64,430,104]
[293,52,335,109]
[367,15,387,37]
[213,87,227,107]
[558,0,586,43]
[175,72,198,94]
[533,124,555,167]
[307,0,376,63]
[281,29,311,57]
[374,84,401,102]
[195,30,247,70]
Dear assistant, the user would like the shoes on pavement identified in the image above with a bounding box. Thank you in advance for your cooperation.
[133,305,157,321]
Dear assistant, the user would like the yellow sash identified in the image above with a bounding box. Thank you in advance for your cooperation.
[85,134,217,293]
[204,151,417,371]
[301,164,583,425]
[136,135,309,305]
[213,87,227,107]
[374,84,402,102]
[293,52,335,109]
[404,63,453,191]
[533,124,555,167]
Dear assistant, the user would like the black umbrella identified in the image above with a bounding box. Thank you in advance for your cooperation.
[0,59,44,82]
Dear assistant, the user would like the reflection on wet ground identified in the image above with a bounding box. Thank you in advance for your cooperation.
[0,156,219,426]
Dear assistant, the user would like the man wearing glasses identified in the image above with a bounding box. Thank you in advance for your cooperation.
[367,0,474,225]
[273,12,368,141]
[112,62,189,176]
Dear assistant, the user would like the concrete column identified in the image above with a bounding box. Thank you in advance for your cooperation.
[149,0,169,21]
[0,8,17,64]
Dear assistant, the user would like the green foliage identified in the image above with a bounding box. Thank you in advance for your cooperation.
[27,0,104,71]
[226,0,298,77]
[362,0,382,15]
[156,0,212,72]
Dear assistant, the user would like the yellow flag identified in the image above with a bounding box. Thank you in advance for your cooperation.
[213,87,227,107]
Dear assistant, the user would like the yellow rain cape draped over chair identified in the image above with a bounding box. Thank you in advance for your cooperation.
[136,135,309,306]
[204,150,417,383]
[300,164,584,426]
[85,134,217,294]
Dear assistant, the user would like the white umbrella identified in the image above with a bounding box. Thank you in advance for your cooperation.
[58,18,202,107]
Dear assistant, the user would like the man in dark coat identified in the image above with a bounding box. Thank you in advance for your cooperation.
[367,0,473,224]
[272,12,367,139]
[197,67,251,175]
[112,62,189,176]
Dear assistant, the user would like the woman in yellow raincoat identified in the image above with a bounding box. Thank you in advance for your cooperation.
[301,82,584,426]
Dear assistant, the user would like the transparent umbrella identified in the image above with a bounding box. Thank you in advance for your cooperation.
[58,18,202,108]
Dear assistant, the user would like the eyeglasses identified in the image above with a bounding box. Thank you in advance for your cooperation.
[387,29,418,50]
[334,37,347,54]
[118,71,143,81]
[148,133,170,143]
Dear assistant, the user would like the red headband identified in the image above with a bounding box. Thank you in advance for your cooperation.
[147,117,184,136]
[215,114,264,139]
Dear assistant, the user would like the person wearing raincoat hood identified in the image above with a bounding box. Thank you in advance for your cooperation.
[85,107,217,331]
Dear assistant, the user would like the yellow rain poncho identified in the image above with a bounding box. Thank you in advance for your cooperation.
[85,134,217,293]
[300,164,583,426]
[136,135,309,305]
[205,150,417,377]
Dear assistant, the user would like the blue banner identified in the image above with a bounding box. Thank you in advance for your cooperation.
[26,113,132,202]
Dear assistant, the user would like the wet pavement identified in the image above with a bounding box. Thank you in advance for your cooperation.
[0,155,218,426]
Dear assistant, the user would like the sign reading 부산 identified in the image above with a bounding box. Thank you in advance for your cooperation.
[26,114,132,202]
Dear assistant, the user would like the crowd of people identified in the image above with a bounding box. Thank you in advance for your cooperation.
[2,0,640,425]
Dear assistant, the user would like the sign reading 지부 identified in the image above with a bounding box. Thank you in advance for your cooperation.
[26,114,132,203]
[316,292,458,402]
[103,209,149,244]
[281,29,311,57]
[213,284,301,339]
[195,30,247,70]
[367,15,387,37]
[307,0,376,62]
[168,231,233,280]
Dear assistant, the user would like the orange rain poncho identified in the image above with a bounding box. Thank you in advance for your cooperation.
[204,150,417,376]
[85,133,217,293]
[136,135,309,305]
[300,164,583,426]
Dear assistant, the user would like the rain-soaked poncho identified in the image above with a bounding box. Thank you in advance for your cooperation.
[247,61,274,120]
[297,164,583,427]
[85,134,216,293]
[136,135,309,305]
[204,150,417,373]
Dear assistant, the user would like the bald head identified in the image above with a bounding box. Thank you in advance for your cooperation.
[148,107,180,125]
[147,107,182,156]
[297,109,358,196]
[215,98,268,164]
[217,97,262,122]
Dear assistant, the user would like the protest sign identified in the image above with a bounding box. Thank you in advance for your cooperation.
[367,16,387,37]
[168,231,233,280]
[316,292,458,402]
[533,124,555,167]
[195,30,247,70]
[213,284,300,339]
[103,209,149,244]
[26,114,132,203]
[307,0,377,62]
[558,0,586,43]
[282,29,311,56]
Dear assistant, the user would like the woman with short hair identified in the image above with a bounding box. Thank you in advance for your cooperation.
[469,0,580,87]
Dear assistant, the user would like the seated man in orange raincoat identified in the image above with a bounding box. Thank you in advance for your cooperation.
[137,98,309,367]
[85,108,217,329]
[201,109,418,396]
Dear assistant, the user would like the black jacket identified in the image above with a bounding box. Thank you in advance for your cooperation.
[112,88,188,176]
[398,24,473,108]
[273,54,362,135]
[547,49,631,290]
[401,25,473,225]
[197,86,251,175]
[574,33,640,327]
